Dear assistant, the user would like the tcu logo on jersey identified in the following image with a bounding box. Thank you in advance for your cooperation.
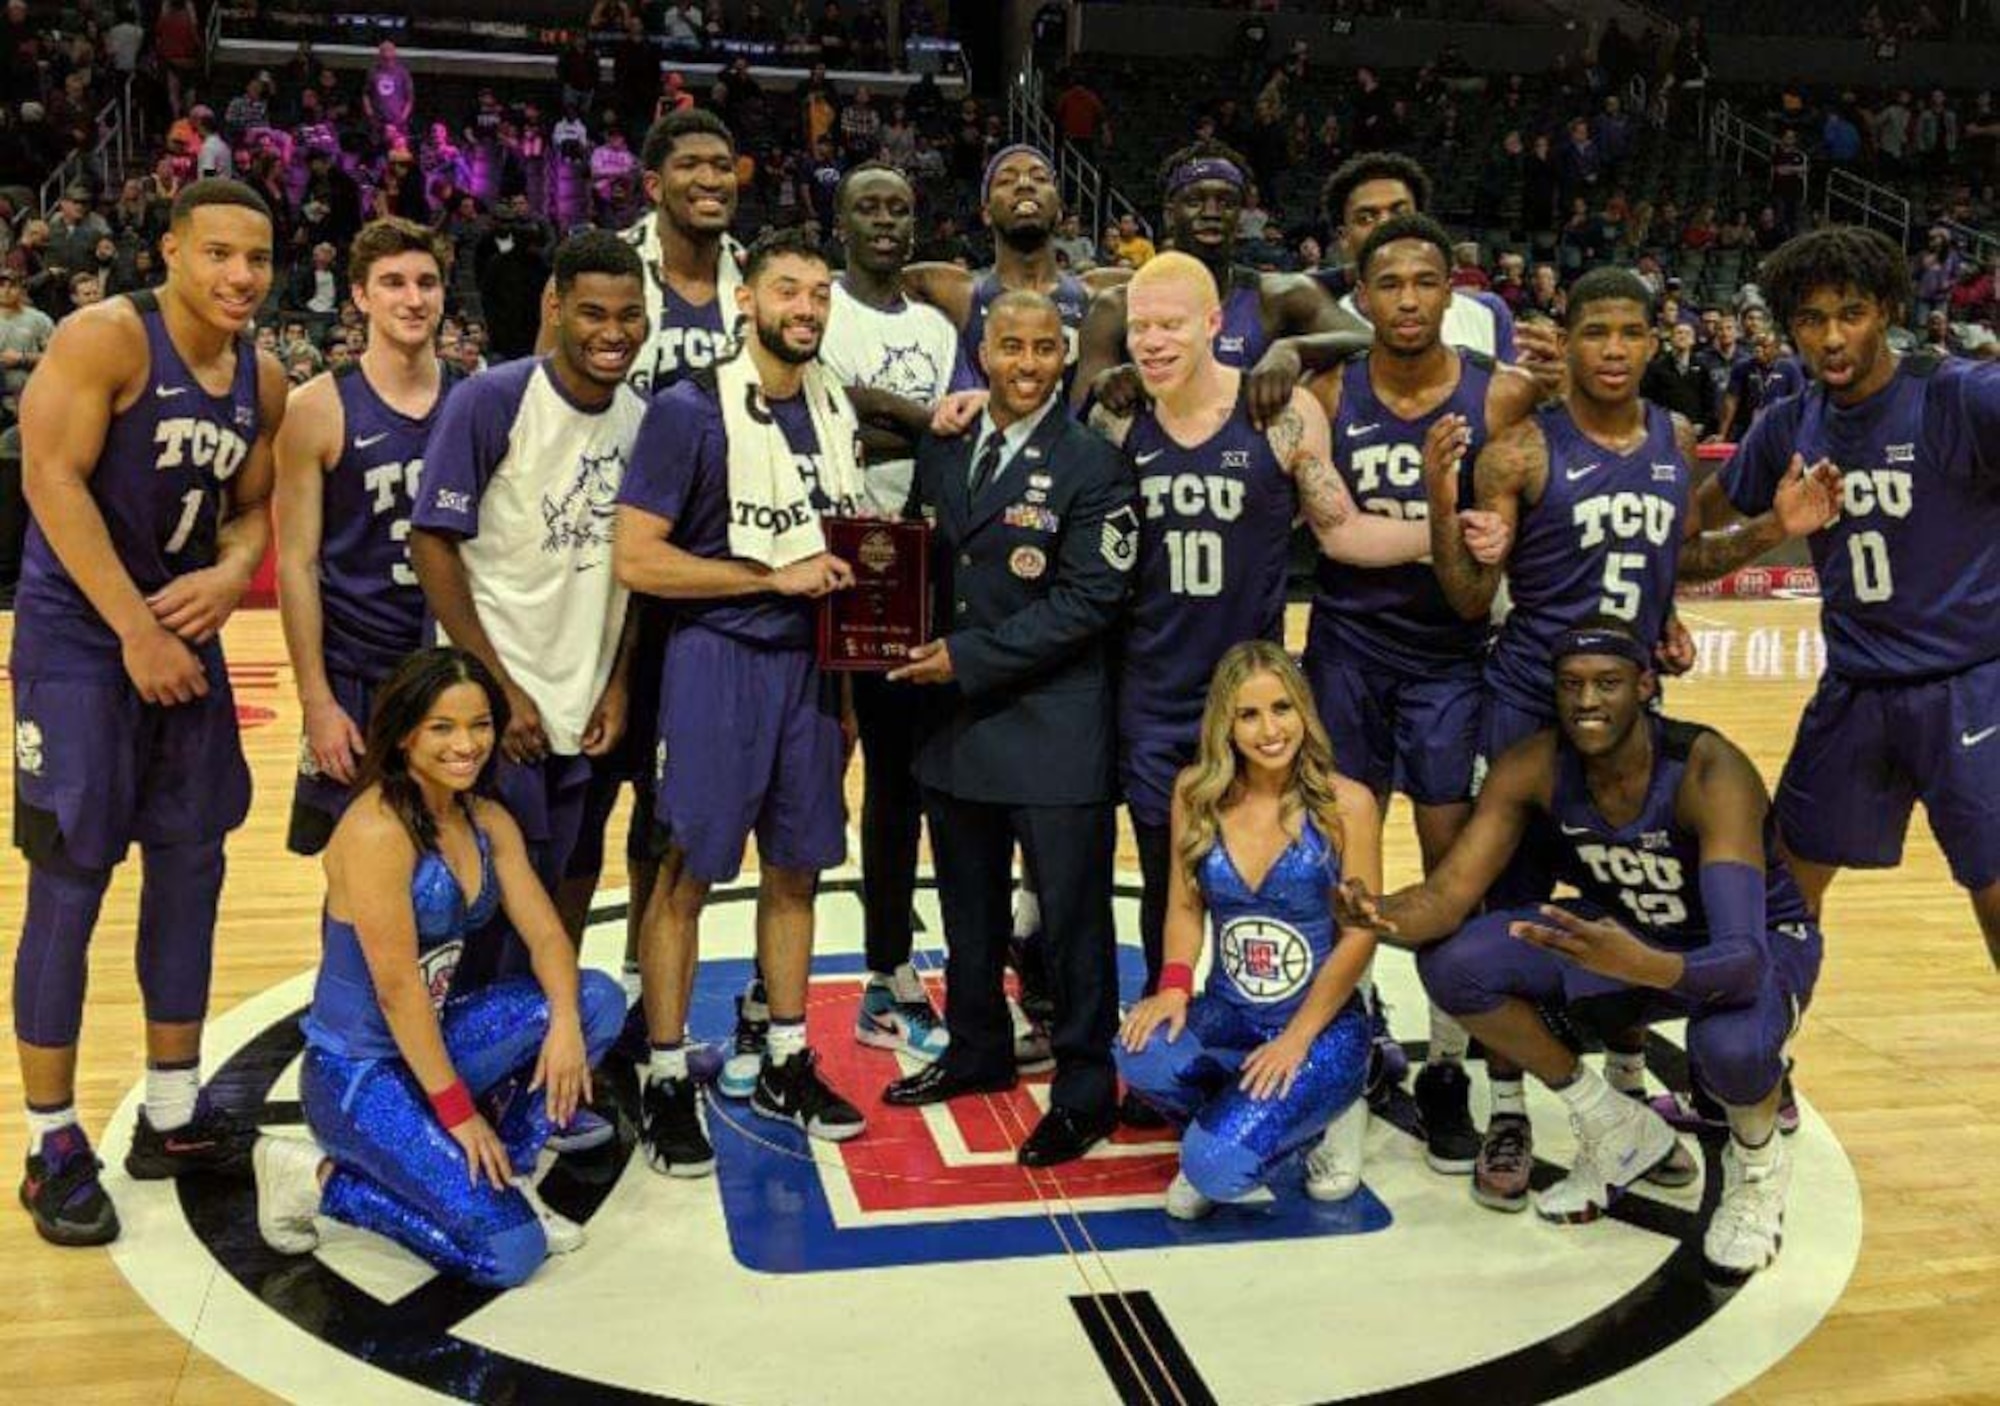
[1138,473,1246,522]
[1572,491,1677,549]
[1348,442,1423,495]
[629,327,735,393]
[1838,468,1913,520]
[365,459,423,586]
[155,418,249,481]
[1573,842,1689,927]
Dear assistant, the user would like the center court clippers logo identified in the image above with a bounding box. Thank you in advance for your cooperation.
[120,878,1861,1406]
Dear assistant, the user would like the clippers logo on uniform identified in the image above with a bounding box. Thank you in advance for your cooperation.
[1571,842,1689,927]
[1219,916,1312,1002]
[14,719,44,777]
[541,447,625,559]
[418,940,464,1014]
[155,418,250,481]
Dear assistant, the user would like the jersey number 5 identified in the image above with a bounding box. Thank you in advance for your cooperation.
[1599,551,1645,621]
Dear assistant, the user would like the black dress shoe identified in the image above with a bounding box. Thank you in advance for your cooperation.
[1118,1090,1170,1130]
[1018,1106,1115,1166]
[883,1062,1017,1107]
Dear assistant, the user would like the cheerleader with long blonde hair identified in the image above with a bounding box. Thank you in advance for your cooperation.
[1116,640,1380,1217]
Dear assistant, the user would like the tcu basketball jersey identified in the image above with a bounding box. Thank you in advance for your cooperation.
[619,212,740,395]
[1485,403,1688,715]
[1213,272,1270,370]
[1723,352,2000,681]
[1312,350,1498,677]
[13,291,260,679]
[1196,817,1342,1025]
[1119,383,1294,826]
[1549,716,1811,943]
[318,362,456,680]
[954,269,1092,390]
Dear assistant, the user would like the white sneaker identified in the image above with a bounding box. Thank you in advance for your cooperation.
[513,1175,585,1255]
[1008,996,1054,1072]
[1164,1171,1215,1221]
[1535,1092,1678,1224]
[1305,1099,1368,1202]
[253,1136,323,1255]
[1704,1138,1791,1280]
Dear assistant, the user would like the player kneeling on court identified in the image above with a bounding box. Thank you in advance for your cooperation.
[1118,642,1376,1219]
[1335,621,1821,1280]
[254,648,625,1288]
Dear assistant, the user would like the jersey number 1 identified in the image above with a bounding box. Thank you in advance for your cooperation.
[164,488,206,555]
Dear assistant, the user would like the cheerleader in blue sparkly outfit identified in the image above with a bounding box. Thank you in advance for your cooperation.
[251,648,625,1287]
[1117,641,1380,1219]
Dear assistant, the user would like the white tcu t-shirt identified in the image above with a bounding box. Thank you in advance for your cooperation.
[818,281,961,515]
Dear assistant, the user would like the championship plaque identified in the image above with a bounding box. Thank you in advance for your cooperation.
[817,517,932,671]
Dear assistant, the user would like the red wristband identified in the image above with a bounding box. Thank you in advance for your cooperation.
[1159,962,1195,997]
[429,1078,475,1129]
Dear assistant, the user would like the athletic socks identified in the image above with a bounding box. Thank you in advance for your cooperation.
[1427,1004,1471,1065]
[767,1018,807,1066]
[622,961,643,1006]
[1489,1076,1528,1120]
[145,1059,201,1132]
[25,1101,80,1155]
[1733,1126,1781,1170]
[1552,1064,1614,1122]
[648,1043,690,1085]
[1604,1048,1648,1097]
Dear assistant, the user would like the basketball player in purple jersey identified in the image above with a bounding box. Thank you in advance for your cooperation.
[1095,251,1511,1129]
[1337,620,1821,1280]
[1423,267,1837,1209]
[905,144,1129,399]
[541,111,748,1050]
[1301,215,1541,1173]
[615,227,872,1176]
[1715,226,2000,966]
[1071,140,1366,420]
[276,217,456,854]
[11,180,288,1246]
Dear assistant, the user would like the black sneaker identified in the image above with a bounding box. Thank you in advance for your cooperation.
[21,1125,120,1247]
[640,1074,715,1178]
[752,1050,866,1142]
[125,1094,257,1181]
[1414,1062,1481,1175]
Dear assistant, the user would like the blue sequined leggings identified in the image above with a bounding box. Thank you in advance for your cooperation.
[1117,996,1370,1202]
[301,972,624,1288]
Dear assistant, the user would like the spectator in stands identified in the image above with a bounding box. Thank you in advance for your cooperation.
[662,3,704,52]
[1874,88,1913,173]
[1053,70,1108,164]
[287,241,344,315]
[840,85,883,160]
[302,148,363,250]
[1053,211,1096,272]
[817,1,851,63]
[1351,66,1391,147]
[365,41,416,141]
[153,0,202,117]
[610,15,658,134]
[1594,95,1631,177]
[226,75,273,143]
[1917,89,1960,173]
[1526,262,1563,320]
[1557,116,1603,209]
[1822,100,1863,169]
[376,148,430,224]
[1521,131,1560,234]
[0,268,51,424]
[115,243,158,295]
[1112,212,1155,269]
[475,196,551,361]
[1642,320,1713,432]
[592,127,642,221]
[1947,249,1996,327]
[1449,242,1490,291]
[1769,129,1809,230]
[0,0,34,94]
[1922,308,1963,354]
[194,108,231,180]
[68,272,102,309]
[557,33,598,120]
[46,187,110,282]
[1295,234,1323,275]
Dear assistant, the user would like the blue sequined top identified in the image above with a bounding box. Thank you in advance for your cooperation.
[302,819,499,1060]
[1196,816,1342,1024]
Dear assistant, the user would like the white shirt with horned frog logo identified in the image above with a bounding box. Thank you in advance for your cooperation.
[411,357,647,754]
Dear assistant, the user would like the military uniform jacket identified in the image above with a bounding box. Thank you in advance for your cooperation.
[907,407,1138,807]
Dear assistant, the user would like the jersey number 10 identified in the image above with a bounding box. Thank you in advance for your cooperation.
[1165,529,1225,598]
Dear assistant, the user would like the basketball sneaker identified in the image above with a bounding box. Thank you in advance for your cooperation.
[547,1107,616,1155]
[1534,1092,1679,1225]
[125,1093,257,1180]
[640,1073,715,1178]
[1164,1171,1215,1221]
[1305,1099,1369,1202]
[1414,1061,1481,1174]
[855,965,949,1063]
[20,1125,120,1247]
[512,1175,586,1254]
[753,1050,866,1142]
[1363,989,1410,1091]
[1472,1113,1534,1212]
[1650,1061,1801,1137]
[717,982,771,1101]
[1702,1137,1792,1281]
[1620,1087,1700,1188]
[253,1136,323,1255]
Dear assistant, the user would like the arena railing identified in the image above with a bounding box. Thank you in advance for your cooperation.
[26,76,137,229]
[1007,51,1149,261]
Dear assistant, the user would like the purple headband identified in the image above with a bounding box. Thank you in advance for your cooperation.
[1552,627,1653,672]
[982,143,1053,203]
[1166,157,1247,195]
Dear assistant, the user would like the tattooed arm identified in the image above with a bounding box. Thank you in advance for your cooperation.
[1674,413,1838,582]
[1274,387,1430,567]
[1428,417,1538,619]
